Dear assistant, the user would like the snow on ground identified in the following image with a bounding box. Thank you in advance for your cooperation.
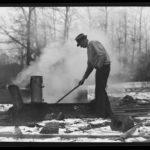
[109,92,150,100]
[0,115,149,142]
[0,118,122,142]
[0,82,150,142]
[0,117,148,142]
[0,104,12,112]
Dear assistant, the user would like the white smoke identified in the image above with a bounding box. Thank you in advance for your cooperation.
[12,41,87,103]
[12,29,121,103]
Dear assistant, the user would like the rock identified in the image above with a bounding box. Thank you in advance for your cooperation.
[79,125,91,131]
[43,113,54,121]
[110,115,134,132]
[40,122,59,134]
[65,128,73,133]
[119,95,136,106]
[35,123,44,128]
[59,122,66,128]
[89,121,110,128]
[26,130,32,133]
[26,122,36,127]
[144,121,150,126]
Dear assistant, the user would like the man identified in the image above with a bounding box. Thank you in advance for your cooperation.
[75,33,113,119]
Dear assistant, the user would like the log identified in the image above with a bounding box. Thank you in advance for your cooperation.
[0,132,149,140]
[113,112,149,117]
[113,107,150,112]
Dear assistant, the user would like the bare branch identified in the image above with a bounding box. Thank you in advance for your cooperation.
[0,26,27,50]
[20,7,28,22]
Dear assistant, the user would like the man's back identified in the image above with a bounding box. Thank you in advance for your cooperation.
[87,40,110,69]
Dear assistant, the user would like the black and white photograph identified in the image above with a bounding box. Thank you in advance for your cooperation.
[0,4,150,145]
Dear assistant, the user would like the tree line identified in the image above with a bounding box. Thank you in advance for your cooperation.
[0,7,150,81]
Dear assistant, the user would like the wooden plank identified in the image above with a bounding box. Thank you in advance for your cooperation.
[0,133,143,139]
[112,104,150,108]
[0,132,149,140]
[113,108,150,112]
[113,106,150,111]
[113,104,150,108]
[112,111,149,116]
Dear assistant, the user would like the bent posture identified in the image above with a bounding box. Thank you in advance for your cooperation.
[75,33,113,118]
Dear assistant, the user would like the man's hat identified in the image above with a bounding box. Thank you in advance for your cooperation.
[75,33,87,47]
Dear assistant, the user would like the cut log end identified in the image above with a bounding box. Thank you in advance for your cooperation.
[110,115,134,132]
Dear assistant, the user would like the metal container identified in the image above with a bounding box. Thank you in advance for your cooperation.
[30,76,44,103]
[8,84,23,111]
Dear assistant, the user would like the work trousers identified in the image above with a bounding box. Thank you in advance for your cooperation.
[94,64,113,118]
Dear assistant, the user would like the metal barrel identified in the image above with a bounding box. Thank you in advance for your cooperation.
[8,84,23,111]
[30,76,44,103]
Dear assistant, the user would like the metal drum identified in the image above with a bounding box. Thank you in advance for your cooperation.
[30,76,44,103]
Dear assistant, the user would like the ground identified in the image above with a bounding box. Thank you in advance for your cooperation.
[0,82,150,143]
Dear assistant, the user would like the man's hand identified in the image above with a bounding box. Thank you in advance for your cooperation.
[78,78,85,85]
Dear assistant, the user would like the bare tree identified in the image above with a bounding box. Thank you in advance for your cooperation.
[63,7,70,42]
[116,20,123,58]
[122,10,128,55]
[52,7,57,40]
[87,7,92,29]
[143,15,149,54]
[0,7,36,66]
[97,7,109,33]
[54,7,75,43]
[104,7,108,33]
[131,20,137,66]
[26,7,35,66]
[110,19,115,46]
[138,7,143,54]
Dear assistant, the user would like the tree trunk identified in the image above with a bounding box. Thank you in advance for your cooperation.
[87,7,92,30]
[52,7,56,40]
[63,7,70,42]
[131,21,136,66]
[132,42,135,66]
[104,7,108,33]
[123,11,128,55]
[110,19,114,46]
[26,7,33,66]
[139,7,143,54]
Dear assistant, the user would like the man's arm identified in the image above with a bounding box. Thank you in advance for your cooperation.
[82,61,94,80]
[79,62,94,85]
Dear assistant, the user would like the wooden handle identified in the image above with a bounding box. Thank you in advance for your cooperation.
[56,84,80,103]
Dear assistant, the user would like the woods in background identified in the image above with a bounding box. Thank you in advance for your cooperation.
[0,6,150,84]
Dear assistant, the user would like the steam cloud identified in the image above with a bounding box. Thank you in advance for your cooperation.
[12,29,121,103]
[12,41,87,103]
